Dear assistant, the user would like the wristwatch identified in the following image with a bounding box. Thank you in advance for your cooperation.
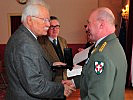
[17,0,27,4]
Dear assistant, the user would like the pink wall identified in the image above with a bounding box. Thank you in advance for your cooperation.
[0,0,123,44]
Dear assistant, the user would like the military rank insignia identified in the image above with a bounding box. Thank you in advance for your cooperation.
[99,42,107,52]
[94,61,104,75]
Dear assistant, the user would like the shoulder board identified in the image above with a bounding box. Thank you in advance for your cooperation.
[99,42,107,52]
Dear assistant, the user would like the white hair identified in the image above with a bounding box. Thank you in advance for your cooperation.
[21,0,49,23]
[95,7,115,26]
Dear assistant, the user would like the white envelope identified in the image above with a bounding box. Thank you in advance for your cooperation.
[67,65,82,77]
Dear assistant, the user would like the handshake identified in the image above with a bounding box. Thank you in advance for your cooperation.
[53,62,76,97]
[62,80,76,97]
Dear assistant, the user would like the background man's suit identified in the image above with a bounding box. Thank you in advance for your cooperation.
[74,33,127,100]
[4,25,64,100]
[38,36,67,82]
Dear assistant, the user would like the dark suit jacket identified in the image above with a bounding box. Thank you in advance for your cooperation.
[74,33,127,100]
[38,36,67,82]
[4,25,64,100]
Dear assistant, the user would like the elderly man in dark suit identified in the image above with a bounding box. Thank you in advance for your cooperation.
[4,2,75,100]
[63,7,127,100]
[38,16,67,82]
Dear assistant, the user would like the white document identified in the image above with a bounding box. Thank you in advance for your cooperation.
[73,47,91,64]
[67,65,82,77]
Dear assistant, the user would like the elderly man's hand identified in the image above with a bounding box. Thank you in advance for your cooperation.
[63,83,76,97]
[62,80,75,87]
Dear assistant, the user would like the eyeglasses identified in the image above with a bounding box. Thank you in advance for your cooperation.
[31,16,50,23]
[49,25,60,30]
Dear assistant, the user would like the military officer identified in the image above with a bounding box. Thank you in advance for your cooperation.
[62,7,127,100]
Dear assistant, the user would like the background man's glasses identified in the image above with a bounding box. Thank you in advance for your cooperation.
[49,25,60,30]
[31,16,50,23]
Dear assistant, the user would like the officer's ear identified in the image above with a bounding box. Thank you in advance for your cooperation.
[26,16,33,26]
[98,19,105,29]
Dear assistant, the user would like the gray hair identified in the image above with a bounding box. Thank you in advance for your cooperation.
[21,0,49,23]
[95,7,115,26]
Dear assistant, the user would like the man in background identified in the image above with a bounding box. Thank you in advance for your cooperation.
[4,1,75,100]
[38,16,68,82]
[78,25,94,52]
[63,7,127,100]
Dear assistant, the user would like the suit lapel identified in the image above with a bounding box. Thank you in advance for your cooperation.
[20,25,51,66]
[20,24,37,42]
[44,37,59,61]
[58,37,64,54]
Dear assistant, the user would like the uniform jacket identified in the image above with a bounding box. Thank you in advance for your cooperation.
[4,25,64,100]
[74,33,127,100]
[38,36,67,82]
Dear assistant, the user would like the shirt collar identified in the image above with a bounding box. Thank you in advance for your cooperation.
[26,27,37,39]
[48,36,57,42]
[95,36,106,47]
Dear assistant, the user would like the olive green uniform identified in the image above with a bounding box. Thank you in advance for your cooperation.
[74,33,127,100]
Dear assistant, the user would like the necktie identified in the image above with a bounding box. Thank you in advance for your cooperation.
[88,44,95,58]
[85,44,95,65]
[53,39,57,46]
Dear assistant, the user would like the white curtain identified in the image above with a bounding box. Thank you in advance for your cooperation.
[131,43,133,87]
